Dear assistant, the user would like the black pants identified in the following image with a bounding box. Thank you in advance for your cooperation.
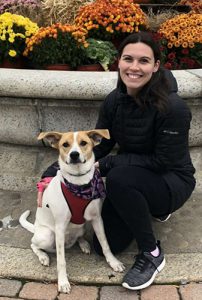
[93,166,173,255]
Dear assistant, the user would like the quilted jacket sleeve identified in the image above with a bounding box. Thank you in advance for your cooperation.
[41,161,59,178]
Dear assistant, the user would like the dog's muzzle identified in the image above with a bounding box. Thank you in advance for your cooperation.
[69,151,82,164]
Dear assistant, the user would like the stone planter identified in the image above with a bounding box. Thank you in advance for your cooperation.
[0,69,201,192]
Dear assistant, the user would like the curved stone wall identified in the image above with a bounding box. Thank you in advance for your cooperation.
[0,69,201,192]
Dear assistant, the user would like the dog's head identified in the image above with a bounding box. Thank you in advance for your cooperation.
[38,129,110,165]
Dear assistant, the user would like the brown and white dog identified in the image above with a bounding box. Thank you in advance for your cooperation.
[19,129,125,293]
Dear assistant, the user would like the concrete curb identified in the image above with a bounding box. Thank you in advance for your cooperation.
[0,245,202,285]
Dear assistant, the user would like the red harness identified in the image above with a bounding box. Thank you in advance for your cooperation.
[61,182,92,225]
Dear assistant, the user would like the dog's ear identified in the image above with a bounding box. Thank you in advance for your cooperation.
[38,132,63,149]
[87,129,110,145]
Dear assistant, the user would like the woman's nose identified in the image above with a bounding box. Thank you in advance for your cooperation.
[130,60,140,70]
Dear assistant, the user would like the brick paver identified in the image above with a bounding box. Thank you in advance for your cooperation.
[58,285,98,300]
[0,279,22,297]
[141,285,179,300]
[1,279,202,299]
[100,286,138,300]
[180,283,202,300]
[0,298,21,300]
[19,282,58,300]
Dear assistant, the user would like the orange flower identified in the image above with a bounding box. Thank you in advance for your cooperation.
[156,12,201,70]
[158,12,202,47]
[74,0,147,40]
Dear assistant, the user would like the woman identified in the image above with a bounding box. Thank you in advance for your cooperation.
[38,32,195,290]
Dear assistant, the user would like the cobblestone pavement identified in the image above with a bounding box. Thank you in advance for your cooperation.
[1,189,202,299]
[0,278,202,300]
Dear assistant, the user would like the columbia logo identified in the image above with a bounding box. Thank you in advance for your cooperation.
[163,130,179,135]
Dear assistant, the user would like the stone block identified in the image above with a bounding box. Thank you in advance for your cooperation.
[179,283,202,300]
[58,286,98,300]
[19,282,58,300]
[0,279,22,297]
[100,286,138,300]
[141,285,179,300]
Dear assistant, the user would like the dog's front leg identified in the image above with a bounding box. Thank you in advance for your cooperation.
[91,217,125,272]
[55,222,71,293]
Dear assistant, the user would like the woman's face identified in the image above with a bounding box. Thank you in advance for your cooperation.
[118,42,160,97]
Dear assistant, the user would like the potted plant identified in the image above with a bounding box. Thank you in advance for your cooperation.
[75,0,148,42]
[0,12,39,68]
[0,0,43,25]
[156,12,202,69]
[23,23,88,70]
[77,38,118,71]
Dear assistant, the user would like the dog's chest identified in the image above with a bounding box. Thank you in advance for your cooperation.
[61,183,92,225]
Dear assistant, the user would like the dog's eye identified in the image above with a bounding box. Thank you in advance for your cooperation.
[63,142,69,148]
[80,140,87,146]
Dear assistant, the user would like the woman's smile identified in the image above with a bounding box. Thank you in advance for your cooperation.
[127,73,143,79]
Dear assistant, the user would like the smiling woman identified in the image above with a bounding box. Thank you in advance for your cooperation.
[118,42,160,97]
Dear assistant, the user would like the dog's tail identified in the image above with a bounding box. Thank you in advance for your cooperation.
[19,210,34,233]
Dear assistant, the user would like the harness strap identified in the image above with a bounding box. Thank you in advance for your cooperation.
[61,182,92,225]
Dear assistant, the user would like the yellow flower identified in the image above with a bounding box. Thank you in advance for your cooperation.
[0,35,6,41]
[0,12,39,59]
[8,50,17,57]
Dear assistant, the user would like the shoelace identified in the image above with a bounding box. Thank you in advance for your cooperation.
[132,253,159,273]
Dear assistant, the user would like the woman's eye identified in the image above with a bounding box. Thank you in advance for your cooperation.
[123,57,132,62]
[80,140,87,146]
[63,142,69,148]
[140,59,149,64]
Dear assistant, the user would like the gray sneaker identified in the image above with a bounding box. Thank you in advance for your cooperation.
[122,241,165,290]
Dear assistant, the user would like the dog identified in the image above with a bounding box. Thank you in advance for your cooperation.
[19,129,125,293]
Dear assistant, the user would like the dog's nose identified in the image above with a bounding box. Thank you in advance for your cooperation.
[70,151,80,161]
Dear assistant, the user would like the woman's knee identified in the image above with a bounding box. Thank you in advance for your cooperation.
[106,167,129,193]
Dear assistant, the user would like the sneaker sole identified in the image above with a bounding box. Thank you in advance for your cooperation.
[122,257,166,290]
[153,214,171,223]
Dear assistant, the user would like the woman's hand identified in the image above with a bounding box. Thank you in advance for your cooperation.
[94,161,99,168]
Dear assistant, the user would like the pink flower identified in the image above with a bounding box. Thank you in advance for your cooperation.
[164,62,172,69]
[167,52,176,60]
[181,48,189,55]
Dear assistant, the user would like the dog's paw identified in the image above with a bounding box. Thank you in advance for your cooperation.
[78,239,91,254]
[108,258,125,272]
[39,253,50,266]
[58,279,71,293]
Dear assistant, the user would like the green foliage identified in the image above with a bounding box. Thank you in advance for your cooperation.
[81,38,118,71]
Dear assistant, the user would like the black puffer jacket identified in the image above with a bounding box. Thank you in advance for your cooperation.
[94,70,195,211]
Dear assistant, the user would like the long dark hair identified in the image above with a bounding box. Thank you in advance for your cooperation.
[117,31,170,113]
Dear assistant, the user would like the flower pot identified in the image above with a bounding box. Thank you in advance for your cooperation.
[76,64,104,71]
[0,58,24,69]
[109,59,118,71]
[44,64,72,71]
